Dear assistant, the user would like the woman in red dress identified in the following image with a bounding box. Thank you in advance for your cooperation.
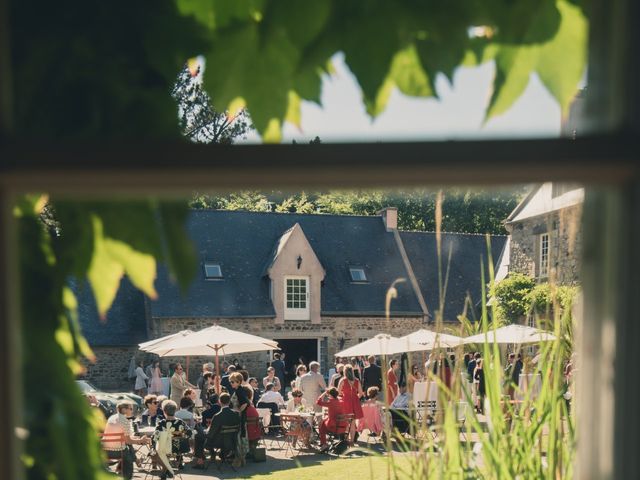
[386,359,399,406]
[337,364,364,443]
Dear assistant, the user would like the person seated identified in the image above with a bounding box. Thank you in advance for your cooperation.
[242,386,263,455]
[256,383,285,431]
[174,397,196,428]
[141,394,165,427]
[389,384,411,434]
[198,393,241,467]
[358,387,384,436]
[200,394,221,428]
[102,402,151,479]
[316,388,345,452]
[182,388,197,406]
[154,400,192,479]
[248,377,262,406]
[286,388,309,412]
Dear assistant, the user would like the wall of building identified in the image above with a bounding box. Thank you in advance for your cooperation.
[508,204,582,285]
[153,315,426,381]
[80,345,140,391]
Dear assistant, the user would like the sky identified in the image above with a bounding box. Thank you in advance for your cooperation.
[242,53,564,144]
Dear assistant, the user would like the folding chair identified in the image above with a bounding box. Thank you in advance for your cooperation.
[279,414,308,457]
[99,432,126,475]
[206,424,241,472]
[325,413,355,456]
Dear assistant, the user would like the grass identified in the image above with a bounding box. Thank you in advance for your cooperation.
[245,456,413,480]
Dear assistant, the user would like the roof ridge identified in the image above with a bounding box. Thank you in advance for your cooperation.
[399,230,508,237]
[189,209,383,220]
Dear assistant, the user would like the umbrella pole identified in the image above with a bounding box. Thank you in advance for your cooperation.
[186,356,190,382]
[215,349,221,395]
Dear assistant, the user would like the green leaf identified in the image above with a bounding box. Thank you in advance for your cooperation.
[285,90,302,128]
[203,22,297,138]
[536,1,587,116]
[87,214,157,317]
[390,44,434,98]
[177,0,266,30]
[486,0,586,121]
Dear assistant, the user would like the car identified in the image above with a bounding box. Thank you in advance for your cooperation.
[76,380,143,418]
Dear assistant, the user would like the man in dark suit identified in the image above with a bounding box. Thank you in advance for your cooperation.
[271,353,286,396]
[219,365,235,393]
[362,355,383,393]
[193,392,240,468]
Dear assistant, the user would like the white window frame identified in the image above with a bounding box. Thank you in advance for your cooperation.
[539,233,549,278]
[284,275,310,320]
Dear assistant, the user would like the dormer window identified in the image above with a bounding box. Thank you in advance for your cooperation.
[204,262,223,279]
[349,267,367,282]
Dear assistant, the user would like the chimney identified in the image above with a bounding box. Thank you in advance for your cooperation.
[378,207,398,231]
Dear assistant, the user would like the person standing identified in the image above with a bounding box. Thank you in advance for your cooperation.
[474,359,486,414]
[170,363,194,404]
[271,353,286,396]
[386,359,399,406]
[149,361,164,396]
[338,364,364,443]
[299,361,327,412]
[134,360,149,396]
[362,355,383,394]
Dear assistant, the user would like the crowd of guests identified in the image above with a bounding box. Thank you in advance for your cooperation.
[109,350,539,477]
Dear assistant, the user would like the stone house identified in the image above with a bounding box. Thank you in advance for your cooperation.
[503,182,583,286]
[78,208,507,390]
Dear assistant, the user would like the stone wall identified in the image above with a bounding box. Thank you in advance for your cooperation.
[80,346,141,392]
[153,315,427,380]
[508,204,582,285]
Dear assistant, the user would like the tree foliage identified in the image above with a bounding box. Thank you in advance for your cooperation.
[172,62,252,144]
[175,0,587,141]
[190,188,523,234]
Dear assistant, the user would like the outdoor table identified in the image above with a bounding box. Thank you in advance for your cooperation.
[137,426,155,437]
[412,381,439,411]
[257,408,272,427]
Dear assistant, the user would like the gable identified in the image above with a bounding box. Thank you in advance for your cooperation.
[507,183,584,224]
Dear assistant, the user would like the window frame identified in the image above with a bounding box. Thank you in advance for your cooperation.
[349,266,367,283]
[203,262,223,280]
[539,233,550,278]
[283,275,310,320]
[2,2,640,478]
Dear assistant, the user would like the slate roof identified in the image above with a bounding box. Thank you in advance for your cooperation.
[149,210,423,318]
[74,277,148,346]
[399,232,508,322]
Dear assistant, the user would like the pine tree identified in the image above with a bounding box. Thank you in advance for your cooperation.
[171,63,252,144]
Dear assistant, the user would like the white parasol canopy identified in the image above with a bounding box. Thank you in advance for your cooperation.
[138,329,194,352]
[396,328,464,352]
[335,333,405,358]
[144,325,279,393]
[145,325,279,357]
[463,324,556,344]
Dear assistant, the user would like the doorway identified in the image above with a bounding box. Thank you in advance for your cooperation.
[274,338,318,386]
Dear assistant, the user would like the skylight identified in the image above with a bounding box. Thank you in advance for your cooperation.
[349,267,367,282]
[204,263,223,279]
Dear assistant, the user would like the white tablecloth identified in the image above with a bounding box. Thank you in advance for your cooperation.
[161,377,170,397]
[412,381,439,410]
[516,373,541,401]
[257,408,272,427]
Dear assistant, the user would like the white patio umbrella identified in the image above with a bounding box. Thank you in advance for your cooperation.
[138,329,194,352]
[139,330,196,380]
[396,329,464,352]
[463,324,556,344]
[334,333,405,358]
[145,325,279,393]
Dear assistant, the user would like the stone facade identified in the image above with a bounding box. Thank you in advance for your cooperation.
[152,315,426,380]
[507,203,582,285]
[81,346,140,391]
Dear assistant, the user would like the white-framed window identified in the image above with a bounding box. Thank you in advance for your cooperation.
[204,262,223,279]
[539,233,549,278]
[349,267,367,282]
[284,276,310,320]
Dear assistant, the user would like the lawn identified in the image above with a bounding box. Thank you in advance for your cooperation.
[244,455,414,480]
